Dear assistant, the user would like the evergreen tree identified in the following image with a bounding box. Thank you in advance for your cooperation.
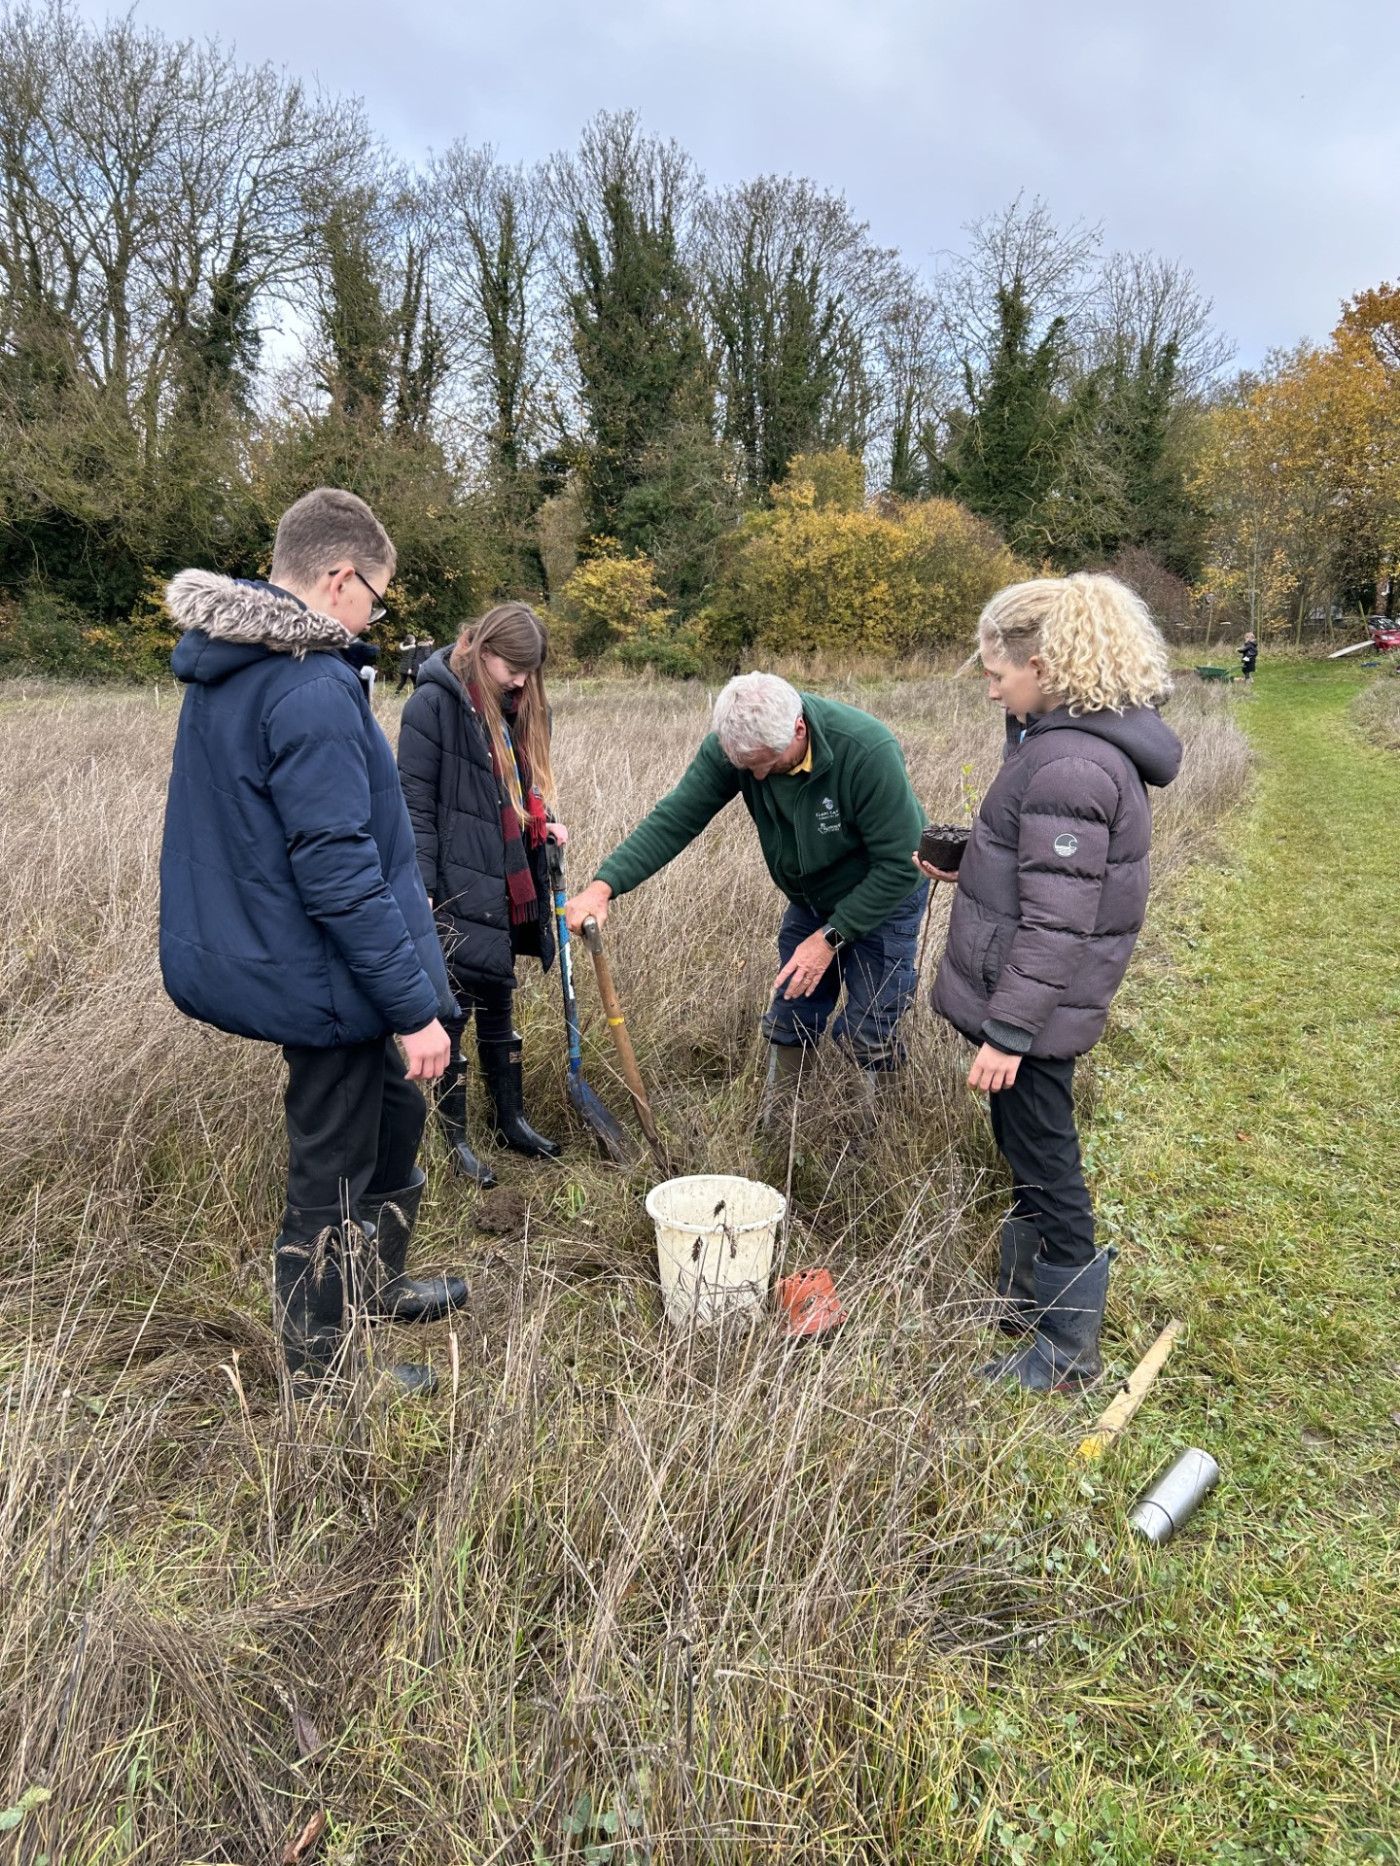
[392,238,446,437]
[567,172,707,537]
[941,283,1068,553]
[174,236,262,419]
[702,177,894,494]
[318,196,393,425]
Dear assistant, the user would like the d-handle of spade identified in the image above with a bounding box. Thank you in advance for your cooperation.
[580,915,664,1157]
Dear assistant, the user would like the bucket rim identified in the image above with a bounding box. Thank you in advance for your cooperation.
[644,1173,786,1231]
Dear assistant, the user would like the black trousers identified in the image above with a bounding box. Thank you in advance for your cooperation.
[987,1053,1096,1268]
[281,1035,427,1223]
[445,971,515,1050]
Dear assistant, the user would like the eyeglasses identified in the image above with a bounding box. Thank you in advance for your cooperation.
[352,568,388,623]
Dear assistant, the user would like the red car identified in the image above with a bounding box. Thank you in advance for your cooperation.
[1369,616,1400,652]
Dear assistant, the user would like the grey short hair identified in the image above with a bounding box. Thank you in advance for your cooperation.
[271,487,396,590]
[712,673,804,760]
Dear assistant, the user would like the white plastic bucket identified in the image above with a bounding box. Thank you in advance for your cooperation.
[645,1174,786,1327]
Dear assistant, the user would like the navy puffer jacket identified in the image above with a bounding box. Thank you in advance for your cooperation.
[396,648,555,989]
[159,572,456,1048]
[933,704,1182,1059]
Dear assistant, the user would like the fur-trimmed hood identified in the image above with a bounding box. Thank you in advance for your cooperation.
[160,569,455,1046]
[166,570,353,657]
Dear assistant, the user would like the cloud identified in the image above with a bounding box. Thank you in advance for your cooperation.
[76,0,1400,364]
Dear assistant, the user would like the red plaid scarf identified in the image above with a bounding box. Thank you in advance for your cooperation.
[470,681,547,927]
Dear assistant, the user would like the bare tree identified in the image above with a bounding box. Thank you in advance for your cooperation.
[429,143,551,470]
[0,0,370,432]
[1086,250,1234,396]
[880,273,950,495]
[547,109,701,273]
[933,193,1103,385]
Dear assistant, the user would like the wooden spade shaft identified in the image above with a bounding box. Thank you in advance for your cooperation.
[580,917,663,1153]
[1077,1318,1183,1461]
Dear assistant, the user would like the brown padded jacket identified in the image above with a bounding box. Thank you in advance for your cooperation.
[932,703,1182,1059]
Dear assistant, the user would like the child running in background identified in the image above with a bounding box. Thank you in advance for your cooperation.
[919,574,1182,1391]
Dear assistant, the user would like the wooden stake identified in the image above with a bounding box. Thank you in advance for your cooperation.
[1076,1318,1183,1461]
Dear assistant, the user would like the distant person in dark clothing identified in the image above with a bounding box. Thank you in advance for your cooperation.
[394,634,418,695]
[922,573,1181,1393]
[346,636,380,705]
[411,637,434,686]
[159,488,465,1395]
[1239,631,1258,682]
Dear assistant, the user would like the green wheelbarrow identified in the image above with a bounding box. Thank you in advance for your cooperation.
[1194,665,1236,683]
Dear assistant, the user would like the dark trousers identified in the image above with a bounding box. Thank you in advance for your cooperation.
[987,1054,1095,1268]
[444,972,515,1052]
[281,1035,426,1223]
[761,884,927,1069]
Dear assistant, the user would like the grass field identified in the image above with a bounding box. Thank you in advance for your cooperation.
[1,663,1393,1863]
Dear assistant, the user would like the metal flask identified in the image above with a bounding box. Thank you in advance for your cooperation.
[1128,1448,1221,1545]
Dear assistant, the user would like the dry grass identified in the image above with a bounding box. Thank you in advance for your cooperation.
[0,671,1250,1862]
[1353,662,1400,751]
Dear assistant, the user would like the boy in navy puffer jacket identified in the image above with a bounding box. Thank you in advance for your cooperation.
[160,488,464,1393]
[920,573,1182,1392]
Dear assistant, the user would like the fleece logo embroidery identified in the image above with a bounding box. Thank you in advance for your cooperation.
[815,796,843,835]
[1053,832,1079,857]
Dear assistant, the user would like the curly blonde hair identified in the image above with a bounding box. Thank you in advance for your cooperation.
[977,573,1173,714]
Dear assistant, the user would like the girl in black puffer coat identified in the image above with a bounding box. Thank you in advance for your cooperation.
[920,573,1181,1395]
[398,604,565,1187]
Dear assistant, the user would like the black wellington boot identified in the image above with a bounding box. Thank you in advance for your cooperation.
[274,1205,436,1397]
[356,1168,469,1325]
[435,1052,498,1188]
[274,1206,345,1392]
[995,1216,1041,1337]
[479,1034,562,1159]
[982,1248,1116,1392]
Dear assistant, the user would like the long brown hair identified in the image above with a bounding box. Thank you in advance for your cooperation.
[450,603,556,819]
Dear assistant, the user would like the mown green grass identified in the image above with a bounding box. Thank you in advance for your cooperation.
[989,662,1399,1863]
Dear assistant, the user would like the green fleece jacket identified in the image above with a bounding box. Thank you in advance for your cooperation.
[594,693,925,941]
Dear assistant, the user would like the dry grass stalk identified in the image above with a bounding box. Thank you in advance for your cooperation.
[0,672,1249,1859]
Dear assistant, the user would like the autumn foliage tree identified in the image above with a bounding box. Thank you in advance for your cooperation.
[1194,286,1400,635]
[700,451,1022,660]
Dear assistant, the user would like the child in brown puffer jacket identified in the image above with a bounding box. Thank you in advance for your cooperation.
[919,573,1182,1392]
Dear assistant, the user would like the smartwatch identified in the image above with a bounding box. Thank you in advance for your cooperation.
[819,924,846,953]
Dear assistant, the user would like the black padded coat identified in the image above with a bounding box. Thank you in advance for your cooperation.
[397,648,555,989]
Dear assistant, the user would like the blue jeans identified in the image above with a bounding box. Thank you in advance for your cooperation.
[761,883,928,1070]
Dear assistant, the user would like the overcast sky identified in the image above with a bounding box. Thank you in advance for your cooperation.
[78,0,1400,371]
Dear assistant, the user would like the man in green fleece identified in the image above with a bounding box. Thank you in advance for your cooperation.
[565,673,928,1107]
